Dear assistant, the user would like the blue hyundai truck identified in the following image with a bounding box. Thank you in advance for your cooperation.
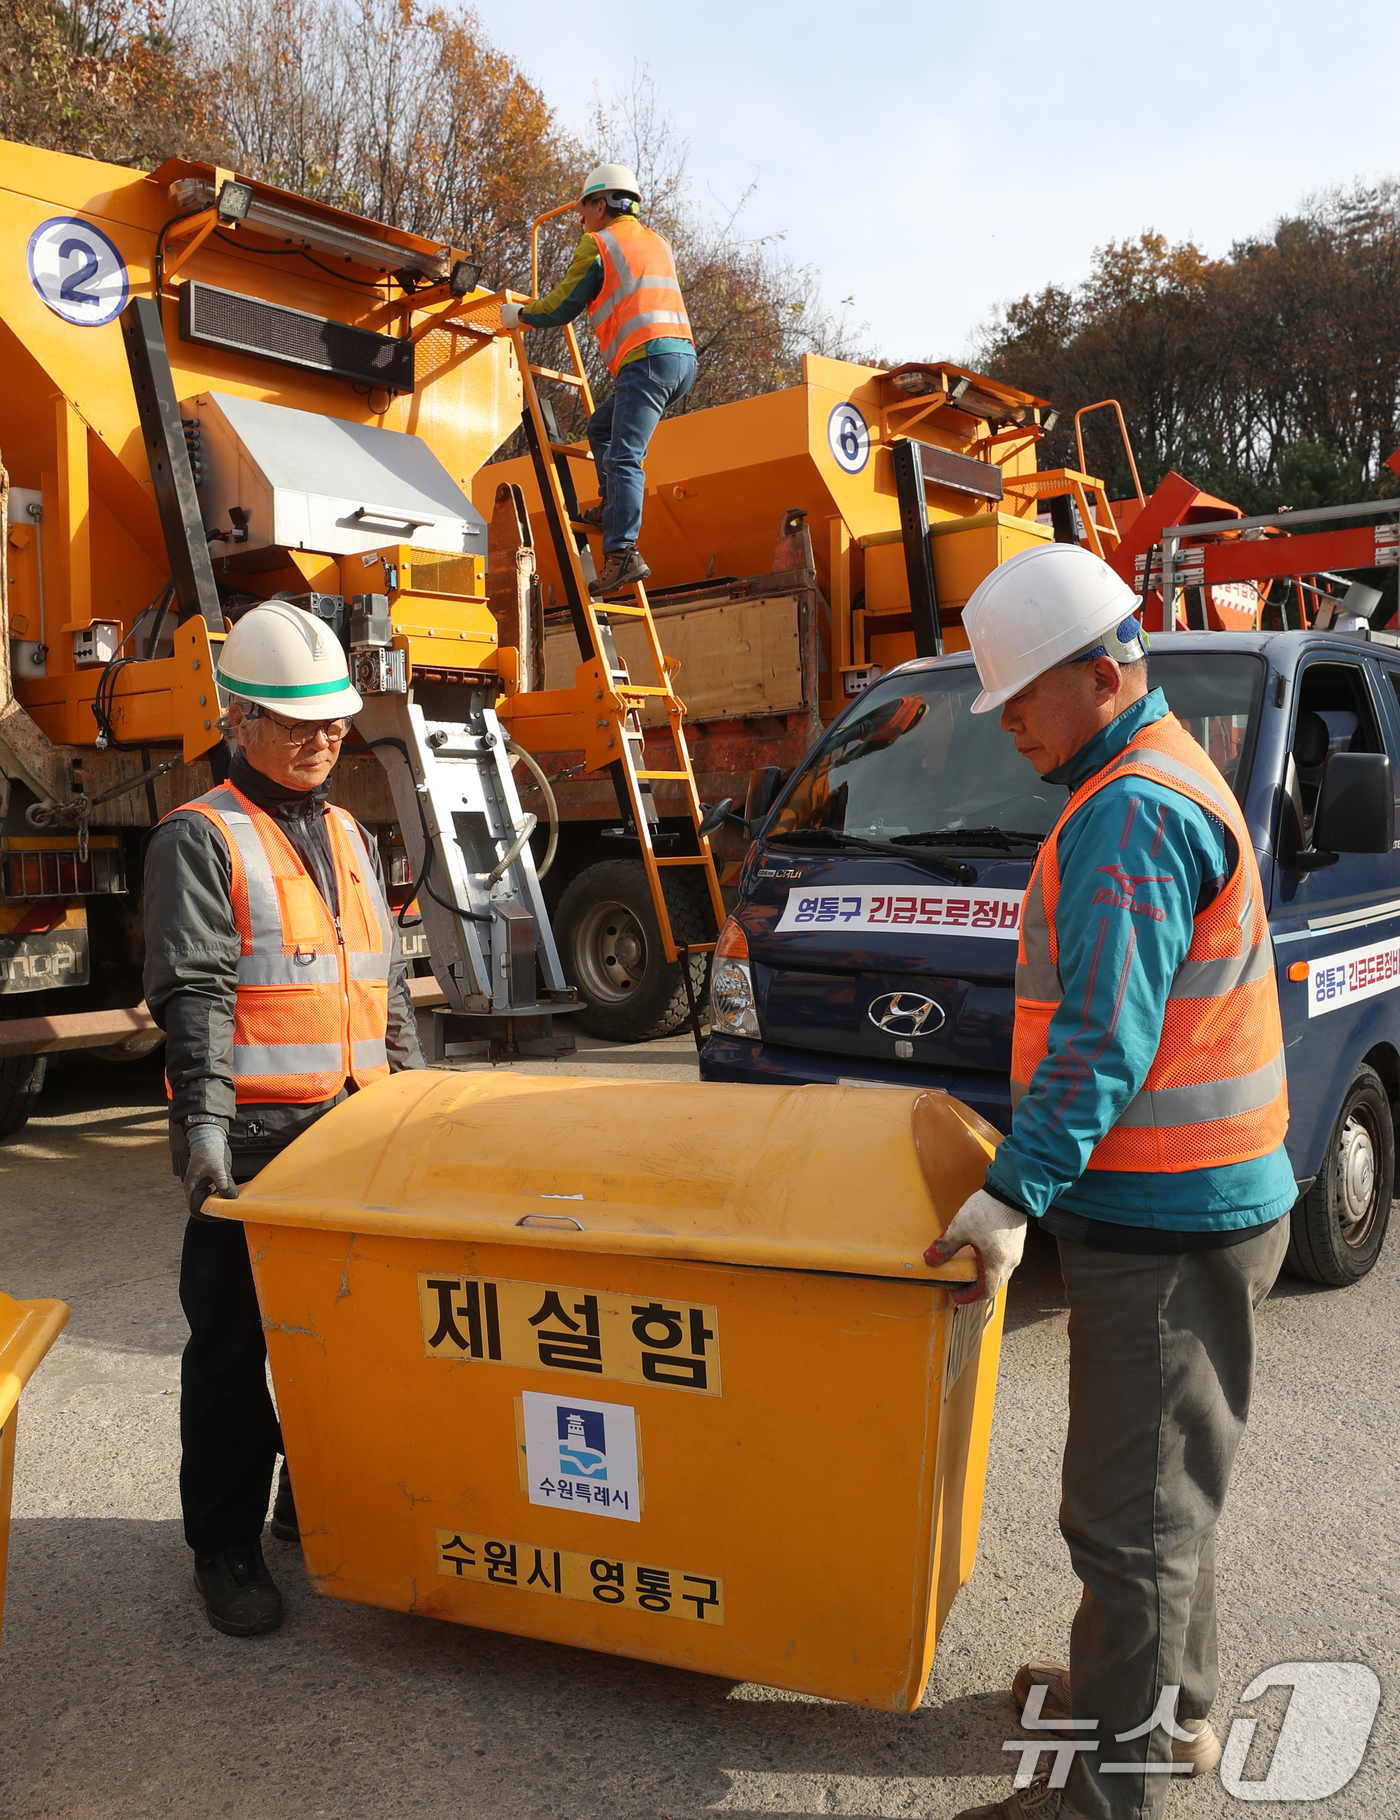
[702,630,1400,1285]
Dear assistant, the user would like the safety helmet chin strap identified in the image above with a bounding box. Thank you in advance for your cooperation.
[1063,614,1150,668]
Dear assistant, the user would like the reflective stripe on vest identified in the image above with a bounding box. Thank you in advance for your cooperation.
[1010,712,1288,1172]
[168,785,392,1104]
[587,218,694,377]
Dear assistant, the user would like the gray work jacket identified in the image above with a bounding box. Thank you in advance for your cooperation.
[143,752,425,1181]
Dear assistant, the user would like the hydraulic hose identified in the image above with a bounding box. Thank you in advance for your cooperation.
[486,813,538,888]
[506,739,558,880]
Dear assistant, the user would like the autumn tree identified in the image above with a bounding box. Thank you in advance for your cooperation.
[0,0,223,166]
[975,185,1400,514]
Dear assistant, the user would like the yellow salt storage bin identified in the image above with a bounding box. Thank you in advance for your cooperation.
[0,1290,69,1653]
[212,1073,1006,1711]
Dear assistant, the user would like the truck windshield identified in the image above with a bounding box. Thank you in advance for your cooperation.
[769,651,1266,848]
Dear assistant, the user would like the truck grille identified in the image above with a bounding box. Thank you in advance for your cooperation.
[1,848,128,900]
[179,281,415,393]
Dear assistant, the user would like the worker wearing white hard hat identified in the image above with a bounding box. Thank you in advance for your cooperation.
[500,161,696,599]
[928,544,1293,1820]
[143,602,423,1637]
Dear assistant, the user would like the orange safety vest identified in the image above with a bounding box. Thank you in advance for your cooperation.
[587,216,694,377]
[1011,711,1288,1172]
[171,784,393,1105]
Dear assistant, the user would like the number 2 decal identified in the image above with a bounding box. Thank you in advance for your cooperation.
[28,217,129,327]
[57,237,102,304]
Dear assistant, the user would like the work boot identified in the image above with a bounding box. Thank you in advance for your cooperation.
[269,1459,299,1543]
[952,1773,1088,1819]
[1012,1659,1223,1774]
[590,547,650,596]
[1172,1716,1224,1775]
[577,502,605,528]
[1012,1658,1072,1722]
[193,1540,284,1636]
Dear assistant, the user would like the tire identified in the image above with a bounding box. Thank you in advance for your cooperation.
[0,1053,47,1141]
[554,859,712,1043]
[1285,1063,1394,1286]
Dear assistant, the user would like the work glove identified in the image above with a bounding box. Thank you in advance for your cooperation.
[183,1121,238,1216]
[499,301,526,330]
[924,1187,1027,1306]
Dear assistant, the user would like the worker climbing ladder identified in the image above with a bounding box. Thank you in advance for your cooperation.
[456,264,725,984]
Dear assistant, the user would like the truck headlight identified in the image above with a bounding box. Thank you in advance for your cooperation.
[710,917,759,1038]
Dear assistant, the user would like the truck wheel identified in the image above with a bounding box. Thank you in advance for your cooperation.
[0,1053,47,1141]
[1285,1063,1394,1286]
[555,859,711,1043]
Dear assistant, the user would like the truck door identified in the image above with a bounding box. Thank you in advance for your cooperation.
[1270,654,1400,1282]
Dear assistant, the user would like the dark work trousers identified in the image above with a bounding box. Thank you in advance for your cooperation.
[178,1214,282,1553]
[1058,1216,1289,1820]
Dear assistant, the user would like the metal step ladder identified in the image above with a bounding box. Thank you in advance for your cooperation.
[500,296,726,973]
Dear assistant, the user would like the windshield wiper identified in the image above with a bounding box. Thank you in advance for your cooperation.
[765,827,973,882]
[891,825,1044,851]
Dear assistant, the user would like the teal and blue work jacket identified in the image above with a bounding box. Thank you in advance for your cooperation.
[985,689,1296,1238]
[521,229,693,370]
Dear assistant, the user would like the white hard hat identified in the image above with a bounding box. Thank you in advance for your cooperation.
[963,543,1146,714]
[580,162,640,205]
[214,602,363,719]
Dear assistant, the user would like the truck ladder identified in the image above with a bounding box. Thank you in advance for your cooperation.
[504,303,725,966]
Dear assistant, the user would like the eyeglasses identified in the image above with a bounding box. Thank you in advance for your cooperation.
[257,709,353,744]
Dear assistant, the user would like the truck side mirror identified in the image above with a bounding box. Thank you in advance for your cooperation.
[744,766,783,831]
[697,797,734,840]
[1296,752,1395,871]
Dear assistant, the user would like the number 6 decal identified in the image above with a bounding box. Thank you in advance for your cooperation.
[826,401,870,475]
[27,217,129,327]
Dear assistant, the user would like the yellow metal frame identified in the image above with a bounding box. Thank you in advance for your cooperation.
[1003,467,1122,560]
[1075,399,1145,508]
[0,1291,69,1654]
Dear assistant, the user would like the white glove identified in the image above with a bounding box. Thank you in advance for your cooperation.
[924,1187,1027,1305]
[499,301,526,330]
[183,1121,239,1216]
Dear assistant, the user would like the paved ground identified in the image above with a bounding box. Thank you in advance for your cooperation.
[0,1030,1394,1818]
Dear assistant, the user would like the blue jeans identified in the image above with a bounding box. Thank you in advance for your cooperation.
[587,350,696,552]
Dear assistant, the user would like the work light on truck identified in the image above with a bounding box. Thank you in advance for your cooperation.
[709,917,759,1039]
[215,179,253,223]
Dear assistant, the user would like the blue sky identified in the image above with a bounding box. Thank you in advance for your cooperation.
[485,0,1400,363]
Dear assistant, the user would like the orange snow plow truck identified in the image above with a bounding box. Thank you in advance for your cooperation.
[1,139,1121,1134]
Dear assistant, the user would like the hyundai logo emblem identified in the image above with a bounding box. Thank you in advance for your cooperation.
[867,992,945,1037]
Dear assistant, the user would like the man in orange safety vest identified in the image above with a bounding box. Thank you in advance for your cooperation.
[926,544,1294,1820]
[143,602,423,1638]
[501,162,695,599]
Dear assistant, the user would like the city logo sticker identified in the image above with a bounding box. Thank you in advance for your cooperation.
[558,1406,607,1481]
[521,1390,641,1522]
